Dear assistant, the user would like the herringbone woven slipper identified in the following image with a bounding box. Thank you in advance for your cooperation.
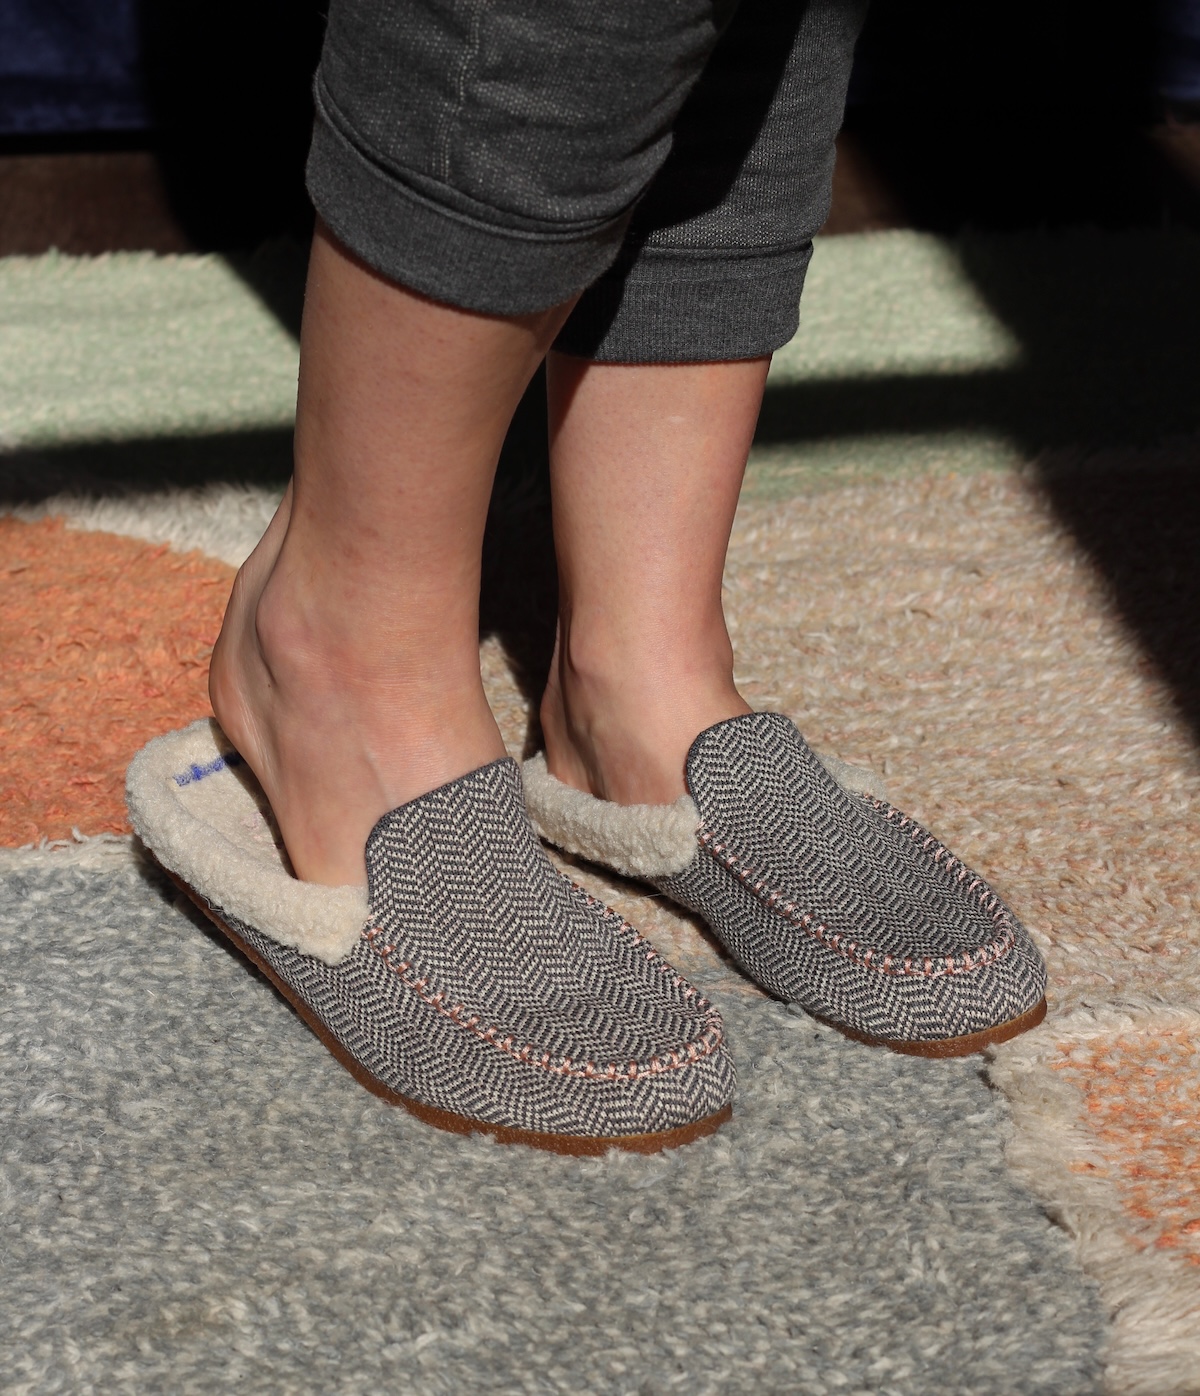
[126,720,734,1153]
[523,712,1047,1056]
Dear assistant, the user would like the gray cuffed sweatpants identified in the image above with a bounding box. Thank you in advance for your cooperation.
[306,0,867,362]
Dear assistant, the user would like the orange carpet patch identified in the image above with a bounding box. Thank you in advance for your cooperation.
[0,516,234,845]
[1052,1029,1200,1264]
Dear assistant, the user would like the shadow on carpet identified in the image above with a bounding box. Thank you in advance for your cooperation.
[3,231,1199,746]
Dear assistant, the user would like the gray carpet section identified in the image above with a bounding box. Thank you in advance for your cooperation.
[2,860,1105,1395]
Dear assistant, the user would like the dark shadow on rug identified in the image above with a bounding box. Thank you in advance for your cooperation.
[1034,457,1200,743]
[757,228,1200,745]
[4,231,1198,748]
[757,230,1200,449]
[0,427,294,503]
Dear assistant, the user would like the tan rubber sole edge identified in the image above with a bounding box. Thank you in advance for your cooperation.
[811,995,1049,1058]
[163,867,731,1157]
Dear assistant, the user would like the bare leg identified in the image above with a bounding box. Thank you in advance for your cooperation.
[540,353,768,805]
[210,224,572,886]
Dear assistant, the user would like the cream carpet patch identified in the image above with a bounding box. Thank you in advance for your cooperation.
[993,1008,1200,1396]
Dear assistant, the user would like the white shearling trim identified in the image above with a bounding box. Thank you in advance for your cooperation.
[521,754,701,879]
[521,739,887,880]
[126,720,368,964]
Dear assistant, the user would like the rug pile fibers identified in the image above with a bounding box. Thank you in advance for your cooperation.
[4,231,1200,1393]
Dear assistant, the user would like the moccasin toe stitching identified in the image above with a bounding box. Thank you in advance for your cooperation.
[223,909,734,1137]
[652,712,1048,1047]
[133,730,735,1145]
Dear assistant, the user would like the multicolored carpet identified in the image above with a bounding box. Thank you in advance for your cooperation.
[4,233,1200,1393]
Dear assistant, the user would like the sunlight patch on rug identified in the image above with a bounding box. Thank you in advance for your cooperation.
[0,252,298,450]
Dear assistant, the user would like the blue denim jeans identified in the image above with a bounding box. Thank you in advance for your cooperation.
[306,0,866,360]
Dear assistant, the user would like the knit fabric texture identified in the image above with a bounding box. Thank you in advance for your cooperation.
[309,0,864,353]
[653,713,1047,1043]
[185,758,735,1139]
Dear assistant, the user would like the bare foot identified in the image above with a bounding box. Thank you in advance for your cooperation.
[207,225,568,888]
[538,623,750,806]
[539,354,766,808]
[210,485,505,888]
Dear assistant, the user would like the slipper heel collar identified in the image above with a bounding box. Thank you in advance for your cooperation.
[521,753,700,879]
[126,719,367,964]
[521,732,884,881]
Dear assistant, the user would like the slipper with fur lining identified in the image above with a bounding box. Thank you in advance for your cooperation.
[126,720,735,1154]
[522,712,1047,1056]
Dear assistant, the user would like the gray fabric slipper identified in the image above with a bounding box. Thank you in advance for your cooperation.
[522,712,1047,1056]
[126,720,735,1154]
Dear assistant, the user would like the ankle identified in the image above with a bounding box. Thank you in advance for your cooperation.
[209,534,507,888]
[249,547,481,710]
[540,630,749,805]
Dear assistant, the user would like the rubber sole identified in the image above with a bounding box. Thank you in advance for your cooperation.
[808,996,1048,1058]
[164,868,732,1156]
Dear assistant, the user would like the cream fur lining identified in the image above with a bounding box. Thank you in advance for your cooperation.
[522,755,702,879]
[126,720,368,965]
[522,739,887,881]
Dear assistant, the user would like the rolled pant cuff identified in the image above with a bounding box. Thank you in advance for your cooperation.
[306,81,634,316]
[554,243,815,363]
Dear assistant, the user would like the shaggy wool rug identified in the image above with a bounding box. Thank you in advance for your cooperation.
[4,232,1200,1393]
